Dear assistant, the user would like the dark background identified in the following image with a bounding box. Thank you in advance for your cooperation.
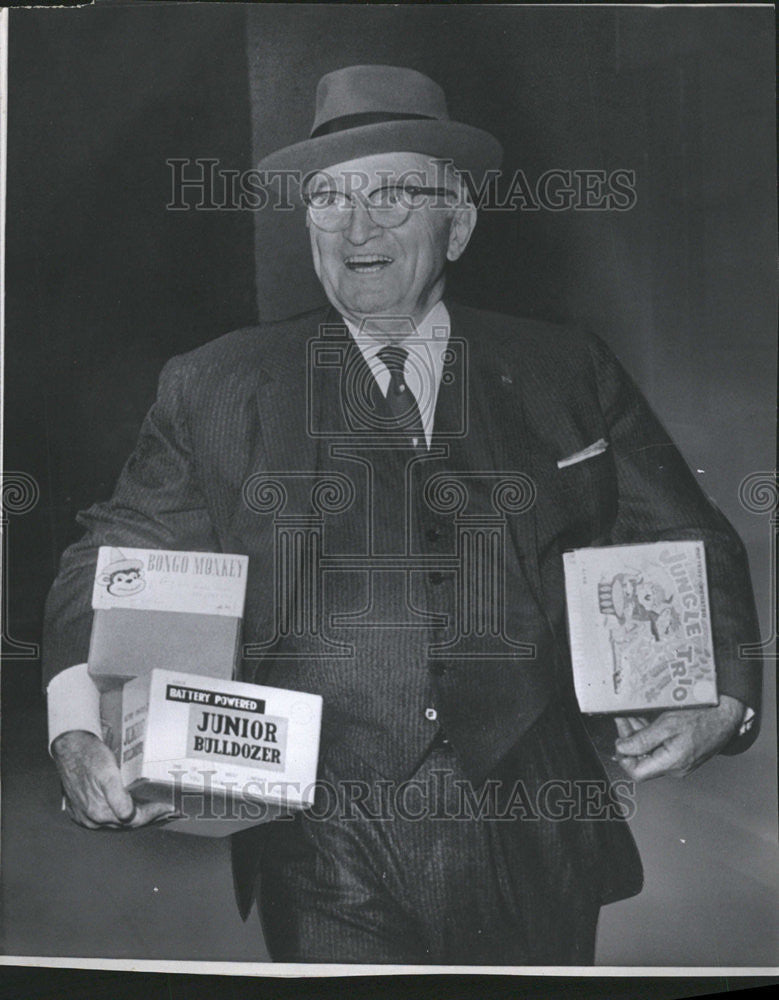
[2,2,776,966]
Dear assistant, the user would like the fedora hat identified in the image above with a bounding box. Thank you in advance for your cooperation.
[257,64,503,188]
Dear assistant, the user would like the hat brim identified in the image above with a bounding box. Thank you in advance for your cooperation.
[256,119,503,199]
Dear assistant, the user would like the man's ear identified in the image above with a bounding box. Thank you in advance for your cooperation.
[446,202,477,262]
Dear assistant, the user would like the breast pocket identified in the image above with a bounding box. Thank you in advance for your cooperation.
[551,448,617,549]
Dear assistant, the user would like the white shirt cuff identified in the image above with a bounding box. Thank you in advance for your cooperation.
[739,705,756,738]
[47,663,103,755]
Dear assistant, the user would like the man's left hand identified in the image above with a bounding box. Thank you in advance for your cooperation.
[614,695,746,781]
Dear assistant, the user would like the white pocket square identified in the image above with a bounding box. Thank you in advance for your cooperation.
[556,438,609,469]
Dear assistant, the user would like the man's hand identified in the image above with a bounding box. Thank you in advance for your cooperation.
[52,730,179,830]
[613,695,746,782]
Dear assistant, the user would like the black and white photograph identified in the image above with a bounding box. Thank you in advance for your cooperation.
[1,0,776,981]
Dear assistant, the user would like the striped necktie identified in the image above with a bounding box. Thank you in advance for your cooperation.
[377,345,426,450]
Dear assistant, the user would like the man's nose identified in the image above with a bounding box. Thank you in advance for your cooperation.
[343,199,380,244]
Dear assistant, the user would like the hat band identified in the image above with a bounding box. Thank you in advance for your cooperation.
[310,110,436,139]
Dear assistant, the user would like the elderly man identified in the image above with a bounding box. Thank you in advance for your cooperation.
[44,65,761,965]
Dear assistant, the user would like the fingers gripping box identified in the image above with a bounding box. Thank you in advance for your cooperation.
[121,669,322,835]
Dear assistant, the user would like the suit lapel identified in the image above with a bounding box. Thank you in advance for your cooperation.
[446,300,545,607]
[229,300,552,613]
[226,313,321,551]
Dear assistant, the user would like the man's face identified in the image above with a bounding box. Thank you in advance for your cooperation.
[305,152,474,332]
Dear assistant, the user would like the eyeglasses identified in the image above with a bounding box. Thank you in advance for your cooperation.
[303,185,457,232]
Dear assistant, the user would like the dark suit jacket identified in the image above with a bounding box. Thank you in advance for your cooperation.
[42,300,763,914]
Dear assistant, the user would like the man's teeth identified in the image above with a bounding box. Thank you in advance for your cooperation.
[345,255,393,270]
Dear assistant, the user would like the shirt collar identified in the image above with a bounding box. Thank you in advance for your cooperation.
[342,300,450,372]
[342,301,451,449]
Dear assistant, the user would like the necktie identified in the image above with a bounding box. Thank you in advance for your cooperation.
[377,345,426,450]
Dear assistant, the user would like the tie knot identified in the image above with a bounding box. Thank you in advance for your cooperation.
[377,346,409,380]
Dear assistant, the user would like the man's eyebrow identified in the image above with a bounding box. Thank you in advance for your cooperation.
[369,181,423,191]
[364,182,441,199]
[303,181,440,199]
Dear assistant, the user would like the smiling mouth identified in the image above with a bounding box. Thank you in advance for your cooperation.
[344,254,394,273]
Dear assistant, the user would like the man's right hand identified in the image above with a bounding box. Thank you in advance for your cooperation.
[52,730,178,830]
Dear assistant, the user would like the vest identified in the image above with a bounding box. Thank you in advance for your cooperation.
[240,328,559,783]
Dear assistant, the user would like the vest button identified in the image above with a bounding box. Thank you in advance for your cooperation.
[424,707,438,721]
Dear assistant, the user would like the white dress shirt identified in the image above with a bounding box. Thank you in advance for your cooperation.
[343,300,451,450]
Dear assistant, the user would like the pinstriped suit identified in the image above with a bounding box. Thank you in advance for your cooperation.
[42,300,762,960]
